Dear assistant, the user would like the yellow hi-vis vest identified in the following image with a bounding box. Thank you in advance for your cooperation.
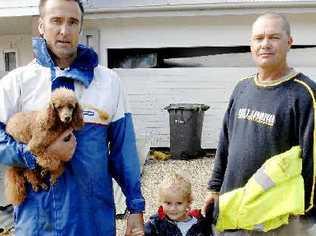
[216,146,305,232]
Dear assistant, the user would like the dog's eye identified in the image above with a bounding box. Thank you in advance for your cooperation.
[68,104,74,110]
[63,134,72,142]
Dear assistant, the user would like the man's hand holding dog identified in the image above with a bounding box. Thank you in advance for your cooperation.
[46,129,77,162]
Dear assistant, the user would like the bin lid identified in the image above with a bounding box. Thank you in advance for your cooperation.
[164,103,210,111]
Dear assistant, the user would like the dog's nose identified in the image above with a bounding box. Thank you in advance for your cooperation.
[63,134,72,142]
[64,116,71,122]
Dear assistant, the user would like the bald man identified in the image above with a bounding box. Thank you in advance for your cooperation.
[205,13,316,236]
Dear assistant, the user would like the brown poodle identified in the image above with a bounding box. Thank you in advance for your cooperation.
[4,87,84,205]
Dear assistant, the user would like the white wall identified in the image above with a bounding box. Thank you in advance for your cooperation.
[86,15,252,66]
[117,66,316,148]
[116,67,256,148]
[0,34,32,76]
[0,8,315,149]
[85,12,316,148]
[84,12,316,66]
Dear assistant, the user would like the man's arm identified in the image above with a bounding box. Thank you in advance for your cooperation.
[204,91,235,213]
[0,71,37,169]
[295,79,316,213]
[207,98,232,193]
[203,117,228,213]
[108,114,145,234]
[108,113,145,212]
[107,72,145,233]
[0,123,37,169]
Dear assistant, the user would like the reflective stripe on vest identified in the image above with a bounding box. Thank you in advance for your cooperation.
[253,224,264,232]
[253,167,275,191]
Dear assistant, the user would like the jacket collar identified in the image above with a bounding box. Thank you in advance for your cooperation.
[32,37,98,88]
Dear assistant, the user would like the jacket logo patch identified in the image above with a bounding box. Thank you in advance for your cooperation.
[81,104,110,125]
[237,108,275,127]
[83,111,95,117]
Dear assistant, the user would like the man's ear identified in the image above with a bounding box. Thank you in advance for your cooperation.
[288,36,293,50]
[38,18,44,36]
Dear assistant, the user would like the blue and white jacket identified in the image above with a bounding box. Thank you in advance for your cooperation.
[0,37,145,235]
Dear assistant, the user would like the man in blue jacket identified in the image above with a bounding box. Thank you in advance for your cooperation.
[0,0,145,235]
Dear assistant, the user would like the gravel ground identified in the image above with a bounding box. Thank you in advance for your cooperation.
[116,154,214,235]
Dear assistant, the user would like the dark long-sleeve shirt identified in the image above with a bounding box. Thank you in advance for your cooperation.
[208,72,316,214]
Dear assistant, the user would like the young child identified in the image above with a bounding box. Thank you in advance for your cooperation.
[144,173,213,236]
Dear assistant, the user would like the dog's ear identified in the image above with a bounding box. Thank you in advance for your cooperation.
[43,102,58,129]
[71,102,84,130]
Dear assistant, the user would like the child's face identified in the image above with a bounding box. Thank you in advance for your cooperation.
[160,190,191,221]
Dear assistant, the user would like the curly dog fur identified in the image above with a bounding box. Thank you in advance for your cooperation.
[4,87,84,205]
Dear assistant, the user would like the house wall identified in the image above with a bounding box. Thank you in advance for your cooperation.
[116,66,316,148]
[84,13,316,66]
[0,14,312,148]
[0,34,32,77]
[116,67,254,148]
[83,13,316,148]
[86,15,253,66]
[1,11,312,148]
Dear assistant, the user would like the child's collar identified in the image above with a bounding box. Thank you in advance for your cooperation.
[157,206,203,220]
[158,206,166,220]
[188,209,202,219]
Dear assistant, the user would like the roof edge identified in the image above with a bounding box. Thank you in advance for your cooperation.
[85,1,316,13]
[2,2,316,18]
[84,2,316,19]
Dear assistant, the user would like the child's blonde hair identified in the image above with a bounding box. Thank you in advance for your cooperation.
[158,173,193,202]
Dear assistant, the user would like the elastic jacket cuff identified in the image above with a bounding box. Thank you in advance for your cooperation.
[207,185,221,193]
[127,198,145,214]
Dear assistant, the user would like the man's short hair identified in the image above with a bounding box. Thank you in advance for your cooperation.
[254,13,291,36]
[39,0,84,19]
